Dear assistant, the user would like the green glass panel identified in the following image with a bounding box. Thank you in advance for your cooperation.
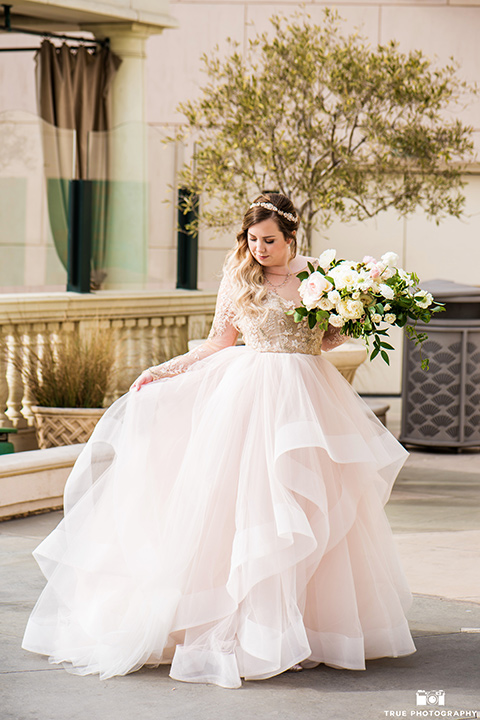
[46,178,69,271]
[103,180,148,287]
[91,180,110,274]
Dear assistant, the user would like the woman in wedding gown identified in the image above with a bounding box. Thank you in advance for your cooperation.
[22,193,416,688]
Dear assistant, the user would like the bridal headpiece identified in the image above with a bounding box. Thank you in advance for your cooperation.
[249,201,298,224]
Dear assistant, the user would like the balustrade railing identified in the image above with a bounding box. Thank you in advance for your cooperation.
[0,291,217,448]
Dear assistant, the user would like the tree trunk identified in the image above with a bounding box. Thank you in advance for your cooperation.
[298,218,313,256]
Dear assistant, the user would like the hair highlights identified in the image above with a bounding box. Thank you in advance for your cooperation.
[224,193,300,323]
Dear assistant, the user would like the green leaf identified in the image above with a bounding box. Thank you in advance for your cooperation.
[308,313,317,329]
[380,342,395,350]
[297,271,309,281]
[307,262,315,274]
[295,306,308,316]
[380,350,390,365]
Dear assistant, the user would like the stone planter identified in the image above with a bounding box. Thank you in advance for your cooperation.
[31,406,106,449]
[323,340,368,383]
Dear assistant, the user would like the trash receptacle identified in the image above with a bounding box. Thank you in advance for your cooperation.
[400,279,480,449]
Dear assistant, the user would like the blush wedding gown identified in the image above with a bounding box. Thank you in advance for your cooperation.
[22,273,416,688]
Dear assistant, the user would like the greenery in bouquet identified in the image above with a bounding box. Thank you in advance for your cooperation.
[288,249,445,369]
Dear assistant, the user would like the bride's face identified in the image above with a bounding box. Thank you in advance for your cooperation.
[246,218,292,268]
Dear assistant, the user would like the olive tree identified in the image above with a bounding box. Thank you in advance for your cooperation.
[174,9,475,252]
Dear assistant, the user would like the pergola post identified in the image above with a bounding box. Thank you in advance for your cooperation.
[84,22,167,289]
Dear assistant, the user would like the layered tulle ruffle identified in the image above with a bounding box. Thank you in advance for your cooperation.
[22,347,415,687]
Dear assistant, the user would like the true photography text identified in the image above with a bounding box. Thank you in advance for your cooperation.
[383,712,478,718]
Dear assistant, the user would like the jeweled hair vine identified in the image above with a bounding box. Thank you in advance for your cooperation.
[249,202,298,224]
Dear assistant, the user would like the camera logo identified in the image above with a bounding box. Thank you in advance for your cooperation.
[416,690,446,706]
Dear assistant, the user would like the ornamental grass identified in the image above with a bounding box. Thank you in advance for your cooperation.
[21,327,115,409]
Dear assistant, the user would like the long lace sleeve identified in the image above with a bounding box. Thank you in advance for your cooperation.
[149,273,239,380]
[321,324,348,352]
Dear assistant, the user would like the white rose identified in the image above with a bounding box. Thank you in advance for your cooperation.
[327,289,341,304]
[378,283,395,300]
[352,291,361,300]
[329,265,362,291]
[319,297,335,311]
[318,248,336,270]
[337,298,365,320]
[347,299,365,319]
[298,272,333,310]
[381,251,400,267]
[371,313,382,324]
[328,314,345,328]
[336,299,349,318]
[385,313,396,324]
[415,291,433,309]
[384,304,391,311]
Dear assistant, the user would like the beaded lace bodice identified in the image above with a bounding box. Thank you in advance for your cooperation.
[149,272,346,379]
[236,293,325,355]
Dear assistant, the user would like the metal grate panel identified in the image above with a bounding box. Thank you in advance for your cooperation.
[400,324,480,448]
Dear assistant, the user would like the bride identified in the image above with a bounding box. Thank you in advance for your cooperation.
[22,192,416,688]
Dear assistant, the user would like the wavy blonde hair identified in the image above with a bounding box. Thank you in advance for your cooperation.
[224,193,300,324]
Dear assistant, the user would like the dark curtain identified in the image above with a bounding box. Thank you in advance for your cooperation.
[35,41,121,284]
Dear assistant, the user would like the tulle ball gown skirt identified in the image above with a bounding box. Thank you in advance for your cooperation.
[22,346,416,688]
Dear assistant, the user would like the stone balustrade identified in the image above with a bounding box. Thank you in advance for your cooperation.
[0,290,217,450]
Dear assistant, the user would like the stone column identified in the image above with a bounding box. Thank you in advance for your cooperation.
[92,23,157,127]
[84,22,175,289]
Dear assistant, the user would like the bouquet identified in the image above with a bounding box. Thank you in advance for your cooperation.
[289,249,444,369]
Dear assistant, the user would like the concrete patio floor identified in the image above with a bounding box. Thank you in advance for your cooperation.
[1,447,479,720]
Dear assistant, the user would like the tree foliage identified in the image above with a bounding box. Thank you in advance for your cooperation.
[174,9,476,251]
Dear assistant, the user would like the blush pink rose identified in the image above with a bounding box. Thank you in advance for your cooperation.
[299,272,333,310]
[307,272,332,295]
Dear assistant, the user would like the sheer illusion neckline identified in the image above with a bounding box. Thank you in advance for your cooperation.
[271,293,296,310]
[262,257,316,307]
[264,284,300,308]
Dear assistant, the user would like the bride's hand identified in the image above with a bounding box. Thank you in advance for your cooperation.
[130,368,157,392]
